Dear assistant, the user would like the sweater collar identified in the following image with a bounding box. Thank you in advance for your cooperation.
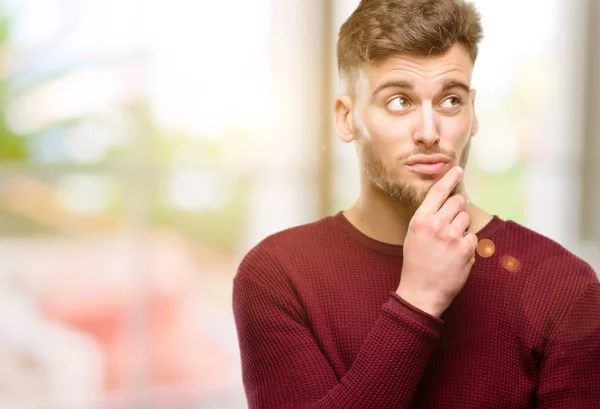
[331,211,505,257]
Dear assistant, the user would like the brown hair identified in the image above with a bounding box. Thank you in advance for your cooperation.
[337,0,483,82]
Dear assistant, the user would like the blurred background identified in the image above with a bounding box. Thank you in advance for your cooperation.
[0,0,599,408]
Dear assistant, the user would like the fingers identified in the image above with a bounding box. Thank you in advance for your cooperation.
[464,233,478,264]
[417,166,464,215]
[450,210,471,235]
[464,232,478,258]
[436,194,468,224]
[466,232,478,246]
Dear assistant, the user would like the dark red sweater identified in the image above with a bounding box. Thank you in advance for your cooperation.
[232,212,600,408]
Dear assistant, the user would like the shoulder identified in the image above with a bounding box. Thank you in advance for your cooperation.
[491,220,598,344]
[506,221,596,270]
[502,221,598,298]
[235,215,339,287]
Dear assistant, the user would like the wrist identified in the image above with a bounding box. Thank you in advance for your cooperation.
[395,289,446,318]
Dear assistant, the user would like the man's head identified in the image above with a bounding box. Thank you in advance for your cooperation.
[334,0,483,210]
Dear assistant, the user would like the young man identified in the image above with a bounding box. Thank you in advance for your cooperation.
[232,0,600,407]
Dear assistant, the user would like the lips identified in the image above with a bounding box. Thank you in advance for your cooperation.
[406,155,451,175]
[407,162,448,175]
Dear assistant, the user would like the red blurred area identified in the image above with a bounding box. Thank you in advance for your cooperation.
[34,231,230,396]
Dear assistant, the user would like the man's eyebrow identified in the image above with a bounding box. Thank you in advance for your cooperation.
[441,80,471,94]
[372,80,414,98]
[371,79,471,99]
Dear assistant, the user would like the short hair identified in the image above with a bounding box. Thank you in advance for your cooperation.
[337,0,483,88]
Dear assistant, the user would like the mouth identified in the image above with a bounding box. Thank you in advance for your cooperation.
[406,155,451,175]
[407,162,448,175]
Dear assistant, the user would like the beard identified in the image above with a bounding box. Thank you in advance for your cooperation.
[357,130,471,211]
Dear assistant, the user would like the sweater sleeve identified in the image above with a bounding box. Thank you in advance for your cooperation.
[536,282,600,408]
[232,248,441,409]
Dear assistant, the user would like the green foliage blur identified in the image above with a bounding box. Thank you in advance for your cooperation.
[0,7,27,163]
[0,5,248,252]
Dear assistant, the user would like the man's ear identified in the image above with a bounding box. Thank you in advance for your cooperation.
[470,89,479,136]
[334,95,355,143]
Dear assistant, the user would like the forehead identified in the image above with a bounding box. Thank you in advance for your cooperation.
[359,43,474,93]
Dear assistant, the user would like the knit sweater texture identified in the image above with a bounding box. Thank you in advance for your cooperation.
[233,212,600,408]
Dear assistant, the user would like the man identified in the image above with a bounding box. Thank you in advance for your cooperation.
[232,0,600,407]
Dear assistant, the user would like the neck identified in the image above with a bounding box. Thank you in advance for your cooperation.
[343,181,493,246]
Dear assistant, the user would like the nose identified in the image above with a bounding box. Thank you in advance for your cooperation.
[412,103,439,146]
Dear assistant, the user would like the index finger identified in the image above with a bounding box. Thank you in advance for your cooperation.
[416,166,464,215]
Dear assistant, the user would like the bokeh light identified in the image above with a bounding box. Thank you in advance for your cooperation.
[500,254,522,273]
[477,239,496,258]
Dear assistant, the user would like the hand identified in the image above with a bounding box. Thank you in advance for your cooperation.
[396,166,478,318]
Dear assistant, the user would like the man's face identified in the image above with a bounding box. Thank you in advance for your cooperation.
[346,43,478,209]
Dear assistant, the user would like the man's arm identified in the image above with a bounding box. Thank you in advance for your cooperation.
[233,253,441,409]
[536,280,600,407]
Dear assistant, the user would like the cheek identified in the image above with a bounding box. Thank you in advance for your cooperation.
[364,106,411,144]
[440,114,472,145]
[362,107,414,172]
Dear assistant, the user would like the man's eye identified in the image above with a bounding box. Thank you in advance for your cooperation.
[387,97,411,112]
[440,96,461,108]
